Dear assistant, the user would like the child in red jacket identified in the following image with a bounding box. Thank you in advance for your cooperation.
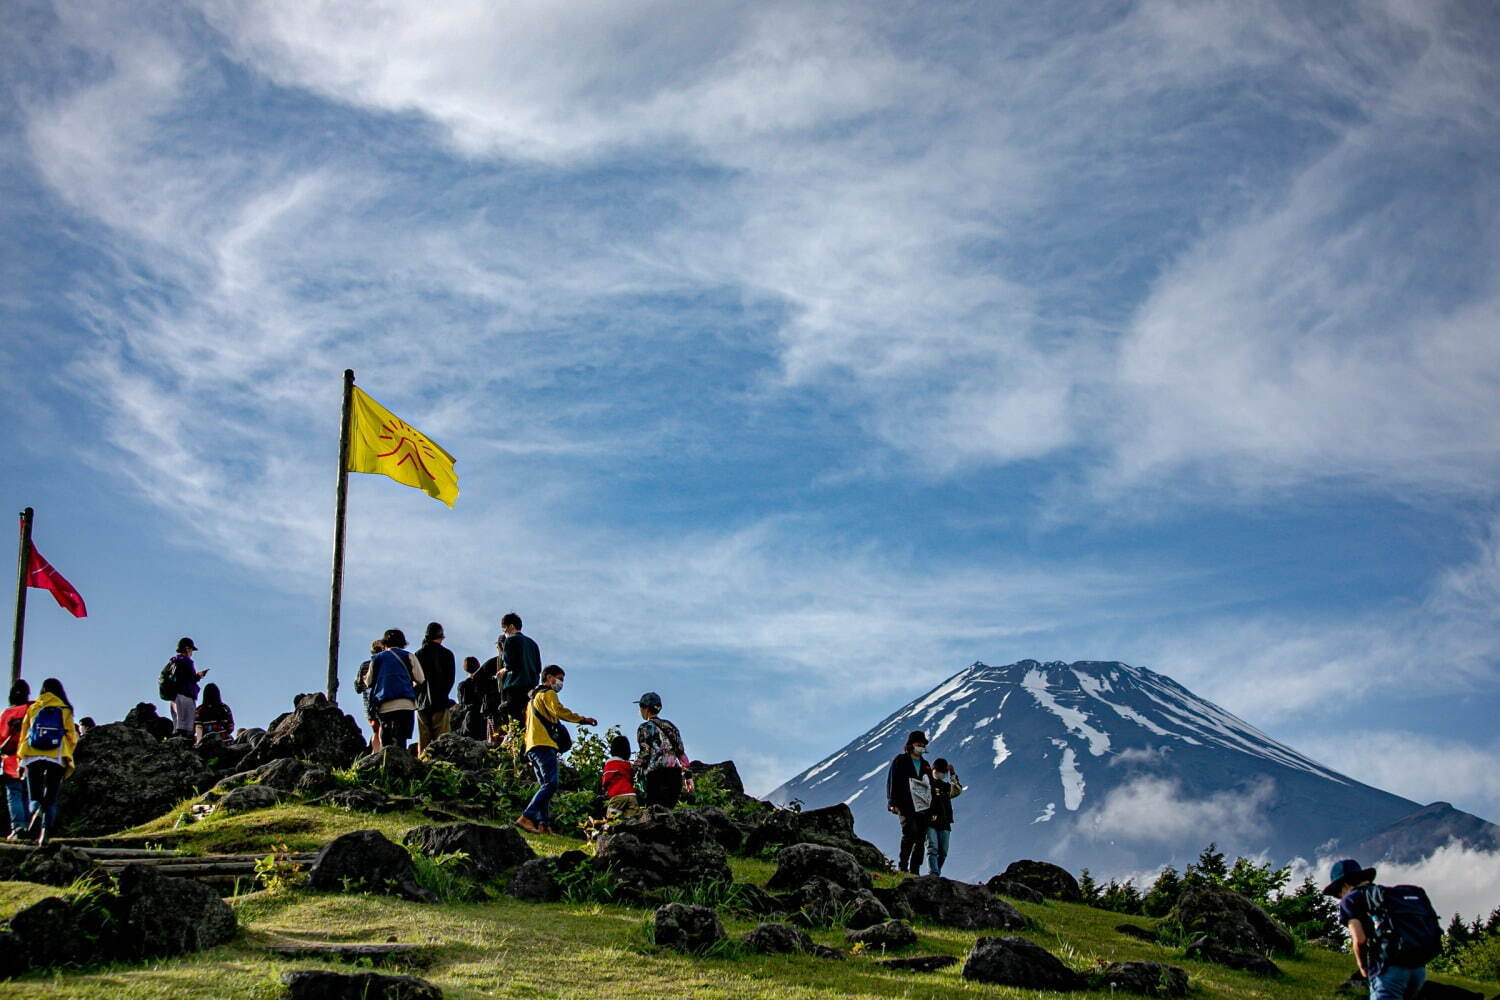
[602,734,638,818]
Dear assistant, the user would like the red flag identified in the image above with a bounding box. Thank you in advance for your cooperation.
[25,544,87,619]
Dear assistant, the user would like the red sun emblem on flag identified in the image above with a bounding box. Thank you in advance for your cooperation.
[375,418,441,478]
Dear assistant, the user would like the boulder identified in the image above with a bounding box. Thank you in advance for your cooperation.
[403,823,535,880]
[0,929,27,979]
[352,747,427,788]
[741,922,814,955]
[961,935,1084,990]
[113,863,238,959]
[996,860,1081,901]
[507,858,562,902]
[296,766,336,797]
[239,694,367,770]
[233,727,268,750]
[7,896,93,969]
[776,875,890,930]
[58,723,217,835]
[767,843,871,893]
[308,830,436,903]
[1167,885,1295,956]
[695,808,746,852]
[253,757,309,792]
[420,733,493,772]
[845,920,917,951]
[281,970,443,1000]
[592,806,732,892]
[743,803,887,869]
[876,955,957,972]
[985,876,1045,904]
[691,759,746,796]
[894,875,1027,930]
[122,702,173,740]
[1094,961,1189,997]
[219,784,283,814]
[652,902,725,953]
[16,845,98,886]
[319,788,391,812]
[871,885,916,922]
[1184,935,1281,976]
[1115,922,1159,942]
[727,883,783,917]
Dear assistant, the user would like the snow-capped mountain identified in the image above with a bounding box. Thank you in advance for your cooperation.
[769,659,1462,882]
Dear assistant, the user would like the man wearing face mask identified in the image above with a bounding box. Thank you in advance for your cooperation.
[886,730,934,875]
[517,665,596,835]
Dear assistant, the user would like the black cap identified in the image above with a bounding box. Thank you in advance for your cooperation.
[425,622,445,640]
[177,637,198,653]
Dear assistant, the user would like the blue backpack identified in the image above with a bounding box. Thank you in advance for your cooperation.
[27,705,65,751]
[368,649,417,705]
[1363,884,1442,968]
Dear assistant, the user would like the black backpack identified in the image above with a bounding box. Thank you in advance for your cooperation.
[157,661,178,701]
[1364,884,1442,968]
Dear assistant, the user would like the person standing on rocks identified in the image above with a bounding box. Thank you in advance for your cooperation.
[634,691,690,808]
[885,729,934,875]
[498,612,541,729]
[17,677,77,845]
[0,680,32,839]
[452,656,488,740]
[517,665,595,834]
[367,628,425,753]
[166,637,208,738]
[413,622,456,753]
[926,757,963,876]
[1325,858,1440,1000]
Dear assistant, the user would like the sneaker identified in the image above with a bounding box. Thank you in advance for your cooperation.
[514,815,543,834]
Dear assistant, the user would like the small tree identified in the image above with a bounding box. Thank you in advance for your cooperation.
[1098,878,1143,914]
[1268,875,1339,941]
[1226,857,1290,906]
[1142,865,1183,917]
[1184,842,1228,886]
[1078,868,1100,904]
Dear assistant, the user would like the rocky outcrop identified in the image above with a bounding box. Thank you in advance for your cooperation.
[352,746,427,787]
[652,903,725,953]
[766,844,871,893]
[219,784,283,814]
[985,876,1045,904]
[743,803,887,869]
[122,702,173,740]
[961,935,1084,990]
[58,723,217,835]
[420,733,493,772]
[308,830,435,903]
[240,693,367,770]
[1093,961,1189,997]
[741,922,814,955]
[113,864,239,959]
[1166,885,1295,956]
[592,807,733,892]
[253,757,310,792]
[506,858,562,902]
[775,876,890,930]
[893,875,1026,930]
[845,920,916,951]
[1184,936,1281,976]
[994,860,1081,901]
[281,970,443,1000]
[403,822,535,881]
[16,845,98,886]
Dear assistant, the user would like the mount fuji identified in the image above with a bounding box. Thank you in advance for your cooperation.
[769,660,1498,882]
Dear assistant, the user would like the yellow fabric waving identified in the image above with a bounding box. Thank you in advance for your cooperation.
[346,386,459,507]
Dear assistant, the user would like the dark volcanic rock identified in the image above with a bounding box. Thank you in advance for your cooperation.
[1168,885,1295,956]
[319,788,391,812]
[1094,961,1189,997]
[59,722,217,835]
[240,694,367,770]
[695,808,746,852]
[652,902,725,952]
[777,875,890,930]
[114,863,238,959]
[1184,935,1282,976]
[894,875,1026,930]
[123,702,173,740]
[741,922,814,955]
[592,806,732,892]
[767,843,871,893]
[961,935,1084,990]
[253,756,309,792]
[281,970,443,1000]
[1115,922,1159,942]
[7,896,92,969]
[420,733,493,772]
[16,845,98,886]
[877,955,957,972]
[309,830,436,903]
[296,766,336,797]
[871,885,916,922]
[997,860,1081,901]
[352,746,427,787]
[985,876,1045,904]
[743,802,887,869]
[219,784,283,814]
[1415,983,1483,1000]
[1334,971,1368,995]
[403,822,535,880]
[845,919,917,951]
[506,858,562,902]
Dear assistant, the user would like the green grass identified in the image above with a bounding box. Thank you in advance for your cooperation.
[0,804,1494,999]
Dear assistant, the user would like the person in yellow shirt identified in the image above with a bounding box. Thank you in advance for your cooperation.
[17,677,78,846]
[516,665,595,835]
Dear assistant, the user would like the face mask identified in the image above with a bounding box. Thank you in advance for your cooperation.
[552,679,565,692]
[912,746,926,756]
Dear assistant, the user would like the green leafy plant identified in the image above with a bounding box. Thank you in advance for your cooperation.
[414,760,466,801]
[255,840,309,894]
[549,789,603,836]
[556,863,619,904]
[405,847,476,903]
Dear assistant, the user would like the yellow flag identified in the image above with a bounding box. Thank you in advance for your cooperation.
[346,386,459,507]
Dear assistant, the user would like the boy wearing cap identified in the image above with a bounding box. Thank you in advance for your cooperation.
[634,692,689,808]
[1324,858,1428,999]
[167,637,208,738]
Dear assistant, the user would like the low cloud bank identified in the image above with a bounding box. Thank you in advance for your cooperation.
[1296,841,1500,924]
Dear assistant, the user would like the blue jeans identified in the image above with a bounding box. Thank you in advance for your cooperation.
[2,776,28,833]
[1369,965,1425,1000]
[925,827,950,875]
[523,746,559,824]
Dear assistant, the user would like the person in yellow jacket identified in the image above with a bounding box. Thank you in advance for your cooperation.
[516,665,595,835]
[17,678,78,845]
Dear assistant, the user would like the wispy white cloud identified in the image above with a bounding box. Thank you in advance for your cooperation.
[1294,732,1500,824]
[1073,775,1278,845]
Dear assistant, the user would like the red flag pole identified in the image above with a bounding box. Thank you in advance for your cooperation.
[326,370,355,703]
[11,507,33,685]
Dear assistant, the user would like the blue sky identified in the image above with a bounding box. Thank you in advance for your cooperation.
[3,0,1498,816]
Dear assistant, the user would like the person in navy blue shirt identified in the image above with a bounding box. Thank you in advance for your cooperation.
[1325,858,1427,1000]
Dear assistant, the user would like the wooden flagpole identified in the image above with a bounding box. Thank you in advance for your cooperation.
[326,371,355,702]
[11,507,34,685]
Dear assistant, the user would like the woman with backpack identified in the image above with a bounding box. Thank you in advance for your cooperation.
[366,629,425,753]
[633,692,690,808]
[1,680,32,840]
[17,677,77,845]
[194,683,235,747]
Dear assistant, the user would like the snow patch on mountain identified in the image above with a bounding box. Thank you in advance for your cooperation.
[992,734,1010,766]
[1022,666,1111,755]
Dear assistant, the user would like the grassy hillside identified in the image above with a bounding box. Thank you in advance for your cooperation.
[0,802,1494,1000]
